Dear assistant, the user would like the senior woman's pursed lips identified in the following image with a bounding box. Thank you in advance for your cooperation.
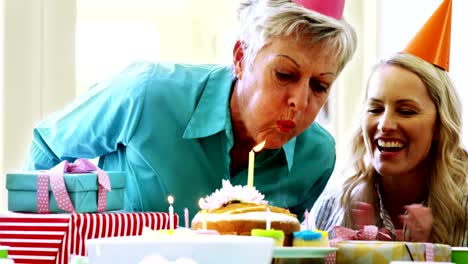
[276,120,296,133]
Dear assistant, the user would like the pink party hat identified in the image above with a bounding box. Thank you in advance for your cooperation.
[292,0,345,19]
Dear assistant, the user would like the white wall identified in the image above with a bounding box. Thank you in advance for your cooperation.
[378,0,467,148]
[332,0,378,170]
[0,0,4,212]
[0,0,76,211]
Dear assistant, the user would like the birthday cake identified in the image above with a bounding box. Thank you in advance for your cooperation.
[191,180,300,246]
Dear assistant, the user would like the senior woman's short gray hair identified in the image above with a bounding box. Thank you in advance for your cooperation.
[237,0,357,74]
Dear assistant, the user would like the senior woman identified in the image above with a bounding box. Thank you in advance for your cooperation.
[25,0,357,219]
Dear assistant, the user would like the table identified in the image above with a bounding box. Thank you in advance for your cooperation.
[0,211,176,264]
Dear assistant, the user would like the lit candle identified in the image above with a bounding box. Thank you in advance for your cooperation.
[199,198,208,230]
[248,150,255,187]
[247,140,266,187]
[168,195,174,231]
[184,208,189,229]
[266,207,271,230]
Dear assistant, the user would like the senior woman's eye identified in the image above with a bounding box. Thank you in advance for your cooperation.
[309,79,328,93]
[275,71,295,81]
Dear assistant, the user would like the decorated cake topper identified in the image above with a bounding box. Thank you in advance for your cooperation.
[291,0,345,20]
[201,180,267,211]
[403,0,452,71]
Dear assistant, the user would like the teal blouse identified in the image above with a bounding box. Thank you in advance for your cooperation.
[25,62,336,220]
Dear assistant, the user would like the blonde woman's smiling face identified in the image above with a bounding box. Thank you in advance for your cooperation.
[233,36,339,149]
[363,64,437,179]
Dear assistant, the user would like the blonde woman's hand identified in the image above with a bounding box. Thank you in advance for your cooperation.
[351,201,377,229]
[399,204,433,242]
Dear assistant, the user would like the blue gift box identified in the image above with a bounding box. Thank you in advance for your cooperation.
[6,171,126,213]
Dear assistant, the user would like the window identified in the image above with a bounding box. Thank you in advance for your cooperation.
[77,0,238,93]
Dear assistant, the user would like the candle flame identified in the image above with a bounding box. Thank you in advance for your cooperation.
[253,140,266,152]
[198,198,205,209]
[167,195,174,205]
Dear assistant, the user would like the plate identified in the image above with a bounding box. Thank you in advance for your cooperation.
[273,247,337,259]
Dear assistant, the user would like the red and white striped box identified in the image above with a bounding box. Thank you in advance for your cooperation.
[0,212,177,264]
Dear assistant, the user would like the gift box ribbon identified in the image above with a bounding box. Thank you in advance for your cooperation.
[333,225,391,241]
[36,158,111,214]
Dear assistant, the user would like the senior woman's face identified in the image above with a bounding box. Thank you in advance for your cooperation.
[233,36,339,149]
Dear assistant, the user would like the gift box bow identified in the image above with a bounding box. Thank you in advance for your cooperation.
[37,158,111,214]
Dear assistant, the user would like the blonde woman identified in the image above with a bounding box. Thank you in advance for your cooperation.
[312,52,468,246]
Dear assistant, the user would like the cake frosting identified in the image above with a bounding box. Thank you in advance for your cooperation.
[191,180,300,246]
[192,210,298,223]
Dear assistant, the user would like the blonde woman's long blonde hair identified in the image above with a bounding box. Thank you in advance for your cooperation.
[340,53,468,245]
